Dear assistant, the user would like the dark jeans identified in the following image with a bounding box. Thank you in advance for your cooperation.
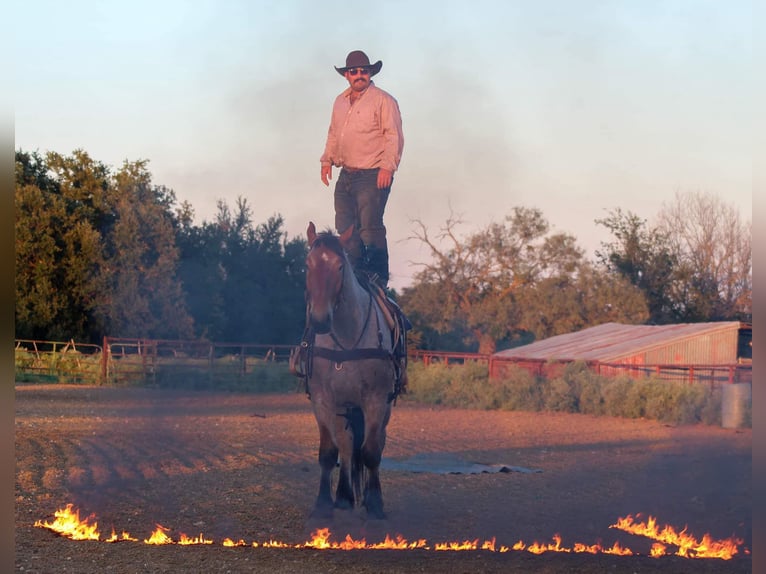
[334,168,391,265]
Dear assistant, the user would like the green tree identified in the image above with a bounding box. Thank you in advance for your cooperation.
[103,160,194,339]
[519,263,649,339]
[15,150,110,341]
[401,207,651,352]
[596,194,751,324]
[595,208,678,323]
[15,149,194,342]
[176,198,307,344]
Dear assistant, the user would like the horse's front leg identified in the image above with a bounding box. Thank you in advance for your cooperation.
[311,423,337,519]
[361,405,391,519]
[333,411,356,510]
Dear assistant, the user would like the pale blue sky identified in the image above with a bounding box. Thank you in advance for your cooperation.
[14,0,753,289]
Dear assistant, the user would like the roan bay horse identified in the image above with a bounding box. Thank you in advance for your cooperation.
[299,221,405,520]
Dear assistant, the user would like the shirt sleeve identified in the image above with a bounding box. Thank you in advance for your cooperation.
[320,95,342,166]
[380,95,404,172]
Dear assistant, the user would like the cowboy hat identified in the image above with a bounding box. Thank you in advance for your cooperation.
[334,50,382,77]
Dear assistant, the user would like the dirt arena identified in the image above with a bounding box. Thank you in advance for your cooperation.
[15,384,751,573]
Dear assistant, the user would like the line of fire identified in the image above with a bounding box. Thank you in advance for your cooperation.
[35,504,747,561]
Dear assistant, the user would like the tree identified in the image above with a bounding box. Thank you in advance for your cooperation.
[596,193,752,324]
[595,209,679,323]
[104,160,194,339]
[15,150,111,341]
[400,207,644,353]
[656,190,751,321]
[175,198,307,344]
[15,150,195,342]
[519,263,649,339]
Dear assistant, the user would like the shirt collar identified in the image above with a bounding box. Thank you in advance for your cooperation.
[343,80,375,99]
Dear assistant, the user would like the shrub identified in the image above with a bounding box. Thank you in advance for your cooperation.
[542,377,578,412]
[492,365,543,412]
[404,361,496,408]
[601,376,634,418]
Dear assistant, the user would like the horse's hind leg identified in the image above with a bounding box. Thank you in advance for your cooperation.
[311,423,337,519]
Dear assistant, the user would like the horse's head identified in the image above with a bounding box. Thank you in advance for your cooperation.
[305,222,355,334]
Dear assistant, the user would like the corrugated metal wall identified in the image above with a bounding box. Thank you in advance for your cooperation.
[615,326,739,365]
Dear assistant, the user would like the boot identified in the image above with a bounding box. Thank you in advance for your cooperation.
[363,244,389,287]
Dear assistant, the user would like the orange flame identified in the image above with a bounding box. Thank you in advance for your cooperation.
[178,532,213,545]
[602,541,633,556]
[33,503,100,541]
[105,527,138,543]
[222,538,247,547]
[144,524,173,545]
[611,514,743,560]
[35,505,748,560]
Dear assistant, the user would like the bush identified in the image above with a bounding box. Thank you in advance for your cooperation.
[405,361,496,408]
[601,376,635,418]
[403,360,735,427]
[495,366,543,411]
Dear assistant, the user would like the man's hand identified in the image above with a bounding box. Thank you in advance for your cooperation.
[321,164,333,186]
[377,168,393,189]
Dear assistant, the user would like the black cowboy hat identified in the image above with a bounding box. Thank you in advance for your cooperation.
[334,50,382,77]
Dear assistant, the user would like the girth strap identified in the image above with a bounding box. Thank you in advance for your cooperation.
[313,346,393,363]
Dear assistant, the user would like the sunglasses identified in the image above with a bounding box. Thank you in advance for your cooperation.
[347,67,370,76]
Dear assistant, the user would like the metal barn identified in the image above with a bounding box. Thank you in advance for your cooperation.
[490,322,752,384]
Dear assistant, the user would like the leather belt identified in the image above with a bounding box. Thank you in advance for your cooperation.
[342,166,374,173]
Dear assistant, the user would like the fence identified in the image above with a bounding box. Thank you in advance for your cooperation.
[15,339,104,384]
[410,349,751,386]
[15,339,752,387]
[15,338,295,385]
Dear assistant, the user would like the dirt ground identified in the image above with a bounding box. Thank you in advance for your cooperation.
[15,384,751,573]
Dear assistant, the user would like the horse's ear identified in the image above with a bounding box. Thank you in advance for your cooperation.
[307,222,317,245]
[339,224,355,249]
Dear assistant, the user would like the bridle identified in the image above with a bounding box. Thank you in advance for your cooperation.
[299,241,393,370]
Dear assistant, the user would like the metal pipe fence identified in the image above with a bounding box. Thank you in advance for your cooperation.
[15,338,752,387]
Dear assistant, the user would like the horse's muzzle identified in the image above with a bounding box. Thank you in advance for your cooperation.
[312,321,331,335]
[309,311,332,335]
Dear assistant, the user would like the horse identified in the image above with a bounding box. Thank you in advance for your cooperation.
[301,221,403,520]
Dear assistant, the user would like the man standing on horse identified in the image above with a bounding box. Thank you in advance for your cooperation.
[320,50,404,288]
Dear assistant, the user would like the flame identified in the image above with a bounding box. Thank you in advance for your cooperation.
[611,514,744,560]
[222,538,247,547]
[144,524,173,545]
[371,533,427,550]
[35,505,748,560]
[650,542,667,557]
[178,532,213,545]
[105,528,138,543]
[435,539,478,551]
[33,503,100,541]
[602,541,633,556]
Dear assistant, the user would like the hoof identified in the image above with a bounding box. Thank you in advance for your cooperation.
[366,507,386,520]
[334,498,354,511]
[309,503,334,520]
[364,501,386,520]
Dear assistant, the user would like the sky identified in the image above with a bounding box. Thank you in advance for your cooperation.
[13,0,753,291]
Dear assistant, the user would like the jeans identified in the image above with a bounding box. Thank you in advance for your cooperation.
[333,168,391,266]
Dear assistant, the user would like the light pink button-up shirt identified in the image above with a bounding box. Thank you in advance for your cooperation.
[320,82,404,172]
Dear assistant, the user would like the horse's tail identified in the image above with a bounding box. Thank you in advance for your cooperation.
[348,407,365,506]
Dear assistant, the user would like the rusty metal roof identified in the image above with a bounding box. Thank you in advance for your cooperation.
[494,321,745,362]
